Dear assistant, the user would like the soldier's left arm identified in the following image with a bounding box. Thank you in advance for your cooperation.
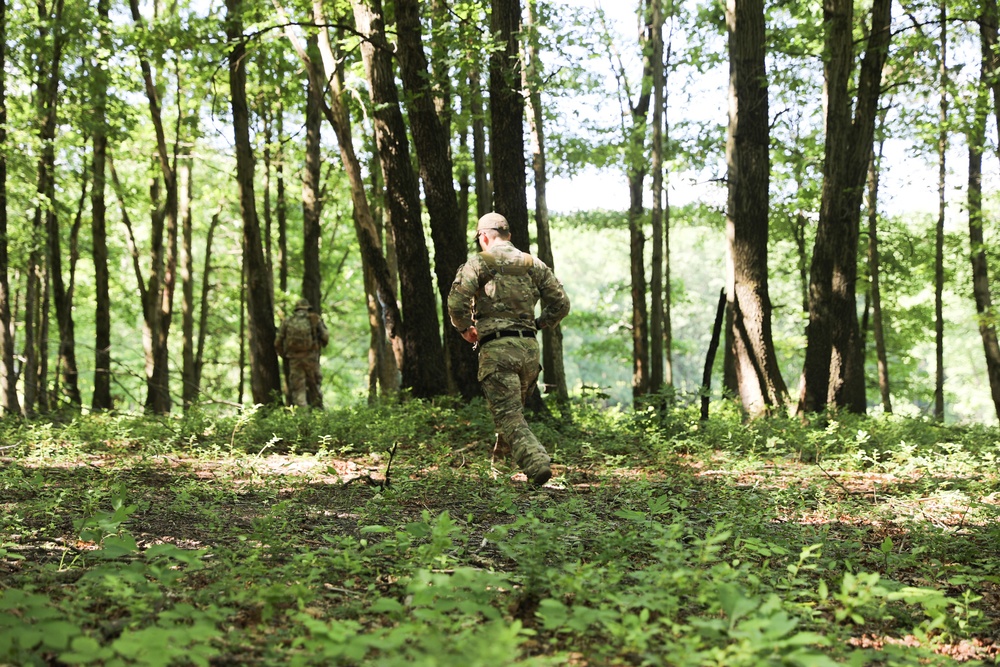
[533,262,570,329]
[315,316,330,347]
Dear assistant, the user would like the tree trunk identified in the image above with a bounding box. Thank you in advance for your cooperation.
[867,131,892,414]
[471,66,491,217]
[969,9,1000,422]
[129,0,179,414]
[649,0,665,394]
[0,0,17,415]
[933,1,947,421]
[353,0,448,399]
[798,0,890,415]
[227,0,283,406]
[524,0,568,402]
[180,153,197,408]
[194,207,222,397]
[702,289,727,420]
[302,35,323,312]
[725,0,788,416]
[625,0,653,403]
[26,0,66,415]
[90,0,111,412]
[396,0,479,399]
[489,0,530,250]
[277,106,289,294]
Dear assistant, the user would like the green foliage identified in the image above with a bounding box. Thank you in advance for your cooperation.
[2,402,1000,663]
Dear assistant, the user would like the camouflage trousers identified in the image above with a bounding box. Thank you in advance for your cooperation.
[286,354,322,408]
[477,337,550,479]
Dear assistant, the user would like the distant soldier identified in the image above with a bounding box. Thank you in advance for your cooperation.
[275,299,330,408]
[448,212,571,486]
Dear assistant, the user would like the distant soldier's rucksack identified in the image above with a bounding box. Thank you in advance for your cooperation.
[284,311,316,354]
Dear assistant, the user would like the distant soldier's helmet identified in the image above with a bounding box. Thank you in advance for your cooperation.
[476,212,510,233]
[295,298,312,311]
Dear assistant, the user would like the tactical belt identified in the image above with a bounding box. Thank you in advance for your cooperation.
[477,328,536,348]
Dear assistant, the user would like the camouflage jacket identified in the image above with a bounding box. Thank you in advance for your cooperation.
[447,240,570,339]
[275,311,330,359]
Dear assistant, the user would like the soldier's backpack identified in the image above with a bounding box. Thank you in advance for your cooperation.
[477,250,537,322]
[284,311,316,354]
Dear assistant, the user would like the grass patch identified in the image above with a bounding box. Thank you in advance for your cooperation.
[2,400,999,665]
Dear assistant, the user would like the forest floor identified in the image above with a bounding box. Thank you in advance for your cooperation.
[2,400,1000,665]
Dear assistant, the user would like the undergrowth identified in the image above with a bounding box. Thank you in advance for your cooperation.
[2,398,999,665]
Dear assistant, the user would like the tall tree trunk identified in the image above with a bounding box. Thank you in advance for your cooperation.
[933,1,947,421]
[970,6,1000,422]
[302,36,323,312]
[129,0,179,414]
[91,0,111,412]
[489,0,530,250]
[726,0,787,416]
[226,0,283,406]
[42,1,78,409]
[623,0,654,402]
[353,0,447,399]
[471,66,491,217]
[798,0,890,415]
[649,0,665,394]
[523,0,568,402]
[867,130,892,414]
[194,208,222,396]
[180,153,197,408]
[276,106,288,294]
[26,0,66,414]
[0,0,17,415]
[396,0,479,399]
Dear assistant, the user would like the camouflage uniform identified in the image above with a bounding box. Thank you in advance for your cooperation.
[275,300,330,408]
[448,213,570,485]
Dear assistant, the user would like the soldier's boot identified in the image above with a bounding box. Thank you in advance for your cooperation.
[514,441,551,487]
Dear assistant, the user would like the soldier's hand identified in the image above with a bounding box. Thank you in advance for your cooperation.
[461,326,479,344]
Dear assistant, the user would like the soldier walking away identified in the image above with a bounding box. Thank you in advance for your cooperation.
[275,299,330,408]
[448,212,571,486]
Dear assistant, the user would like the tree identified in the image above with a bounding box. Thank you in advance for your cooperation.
[226,0,282,406]
[0,0,18,415]
[725,0,788,415]
[523,0,568,401]
[933,1,947,420]
[649,0,667,394]
[128,0,180,414]
[866,115,892,414]
[353,0,448,399]
[489,0,530,250]
[90,0,111,412]
[968,0,1000,422]
[396,0,479,399]
[798,0,890,415]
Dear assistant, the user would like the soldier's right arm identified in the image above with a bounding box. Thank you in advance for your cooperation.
[447,260,481,332]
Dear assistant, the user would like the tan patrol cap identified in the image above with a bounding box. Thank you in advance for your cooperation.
[476,212,510,233]
[295,298,311,311]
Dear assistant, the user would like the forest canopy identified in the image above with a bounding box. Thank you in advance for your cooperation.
[0,0,998,423]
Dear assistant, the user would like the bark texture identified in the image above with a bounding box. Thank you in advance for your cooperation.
[799,0,890,415]
[353,0,448,398]
[227,0,283,406]
[397,0,479,398]
[725,0,787,415]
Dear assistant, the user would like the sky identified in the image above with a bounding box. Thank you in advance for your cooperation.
[540,0,986,221]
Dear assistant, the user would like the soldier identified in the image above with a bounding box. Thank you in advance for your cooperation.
[275,299,330,408]
[447,212,571,486]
